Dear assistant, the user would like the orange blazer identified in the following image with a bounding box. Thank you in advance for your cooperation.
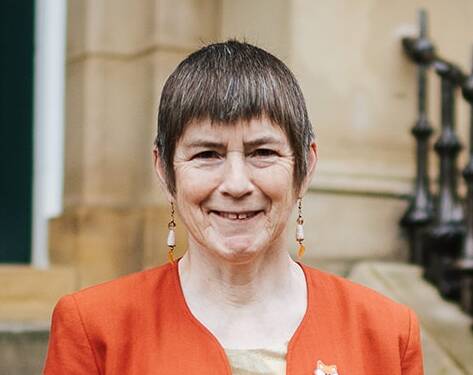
[43,261,424,374]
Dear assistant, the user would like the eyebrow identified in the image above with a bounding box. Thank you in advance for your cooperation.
[185,136,284,149]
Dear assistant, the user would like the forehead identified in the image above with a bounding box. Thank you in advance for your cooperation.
[178,117,289,146]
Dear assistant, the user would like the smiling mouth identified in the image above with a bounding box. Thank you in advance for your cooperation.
[209,210,263,221]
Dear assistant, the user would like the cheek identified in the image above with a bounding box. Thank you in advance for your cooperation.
[256,167,295,237]
[253,166,295,209]
[174,164,221,207]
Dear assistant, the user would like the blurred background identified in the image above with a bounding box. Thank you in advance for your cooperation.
[1,0,472,374]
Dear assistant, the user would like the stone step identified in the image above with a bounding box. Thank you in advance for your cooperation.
[0,265,76,374]
[349,261,473,375]
[0,265,76,322]
[0,323,49,375]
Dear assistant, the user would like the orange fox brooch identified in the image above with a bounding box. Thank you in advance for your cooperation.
[314,360,339,375]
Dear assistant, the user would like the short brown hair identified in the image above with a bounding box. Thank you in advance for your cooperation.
[155,40,314,195]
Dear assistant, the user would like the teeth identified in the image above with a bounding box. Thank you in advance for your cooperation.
[214,211,259,220]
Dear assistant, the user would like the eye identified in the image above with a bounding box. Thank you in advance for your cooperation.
[250,148,278,157]
[193,150,221,159]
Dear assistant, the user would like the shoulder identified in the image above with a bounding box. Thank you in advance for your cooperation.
[52,262,176,331]
[71,262,174,305]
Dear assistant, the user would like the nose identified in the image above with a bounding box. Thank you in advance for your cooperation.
[218,151,254,198]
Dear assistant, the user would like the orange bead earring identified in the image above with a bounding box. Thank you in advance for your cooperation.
[296,197,305,259]
[167,201,176,263]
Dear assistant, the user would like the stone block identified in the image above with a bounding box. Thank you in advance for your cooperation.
[221,0,291,59]
[0,266,76,322]
[67,0,156,57]
[0,327,49,375]
[64,59,86,205]
[155,0,220,49]
[50,207,145,288]
[64,55,156,207]
[67,0,220,58]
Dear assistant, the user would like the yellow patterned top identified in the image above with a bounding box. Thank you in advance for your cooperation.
[224,342,288,375]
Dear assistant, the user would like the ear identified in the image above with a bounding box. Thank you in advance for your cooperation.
[298,141,318,198]
[152,147,174,202]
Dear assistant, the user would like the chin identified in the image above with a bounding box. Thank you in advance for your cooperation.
[214,236,266,263]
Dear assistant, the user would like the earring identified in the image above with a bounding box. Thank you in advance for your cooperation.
[167,201,176,263]
[296,197,305,259]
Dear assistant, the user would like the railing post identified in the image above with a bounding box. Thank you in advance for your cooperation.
[400,9,435,265]
[457,49,473,316]
[423,60,465,299]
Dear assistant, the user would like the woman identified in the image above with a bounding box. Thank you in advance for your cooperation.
[44,40,423,375]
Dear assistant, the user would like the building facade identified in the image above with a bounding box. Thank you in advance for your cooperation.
[2,1,473,373]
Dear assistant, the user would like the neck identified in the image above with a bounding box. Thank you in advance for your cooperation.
[176,237,308,349]
[178,239,304,308]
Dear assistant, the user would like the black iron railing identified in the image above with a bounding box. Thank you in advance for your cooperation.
[401,9,473,322]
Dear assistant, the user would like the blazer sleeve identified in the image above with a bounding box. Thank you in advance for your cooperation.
[401,309,424,375]
[43,295,101,375]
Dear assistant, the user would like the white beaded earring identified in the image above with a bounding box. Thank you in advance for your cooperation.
[296,197,305,259]
[167,201,176,263]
